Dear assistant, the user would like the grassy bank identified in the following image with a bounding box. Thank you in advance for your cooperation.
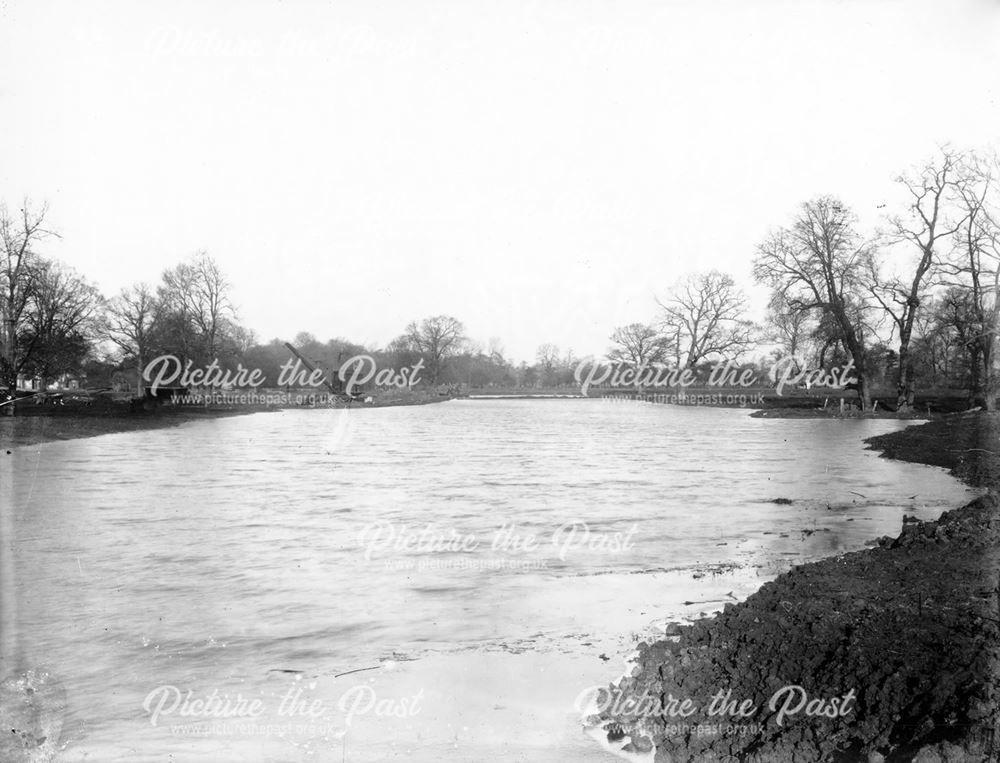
[587,413,1000,761]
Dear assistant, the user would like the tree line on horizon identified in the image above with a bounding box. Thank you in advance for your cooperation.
[583,146,1000,412]
[2,146,997,413]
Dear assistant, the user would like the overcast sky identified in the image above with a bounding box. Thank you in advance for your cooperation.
[2,0,999,362]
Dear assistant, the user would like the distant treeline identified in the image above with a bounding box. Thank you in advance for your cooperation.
[1,146,997,411]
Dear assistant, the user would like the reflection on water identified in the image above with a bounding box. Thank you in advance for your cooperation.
[0,400,977,761]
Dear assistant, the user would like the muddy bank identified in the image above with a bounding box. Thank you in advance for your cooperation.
[589,413,1000,761]
[0,403,263,448]
[750,407,932,420]
[0,390,453,448]
[866,412,1000,492]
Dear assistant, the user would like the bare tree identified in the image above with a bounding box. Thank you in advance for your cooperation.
[934,288,987,395]
[658,321,684,367]
[536,343,559,368]
[940,152,1000,408]
[0,201,57,414]
[404,315,466,383]
[535,343,560,385]
[909,297,953,383]
[159,251,236,360]
[753,196,875,409]
[101,283,162,396]
[867,147,968,410]
[763,291,814,371]
[19,261,102,387]
[656,270,753,368]
[608,323,669,367]
[487,336,506,365]
[230,324,258,356]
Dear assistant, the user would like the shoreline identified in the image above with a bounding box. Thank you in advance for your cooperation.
[0,392,454,449]
[1,391,973,450]
[588,412,1000,761]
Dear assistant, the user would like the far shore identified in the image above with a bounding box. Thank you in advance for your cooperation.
[471,386,976,418]
[0,389,454,449]
[1,386,979,449]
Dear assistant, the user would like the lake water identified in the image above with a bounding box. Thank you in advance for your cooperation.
[0,400,979,762]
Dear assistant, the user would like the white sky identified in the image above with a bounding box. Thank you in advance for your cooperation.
[2,0,999,362]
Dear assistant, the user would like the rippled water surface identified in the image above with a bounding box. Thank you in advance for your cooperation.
[0,400,978,761]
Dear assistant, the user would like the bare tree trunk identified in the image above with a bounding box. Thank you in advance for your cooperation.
[3,316,15,417]
[894,311,920,411]
[896,342,916,411]
[984,376,996,411]
[840,325,870,411]
[969,346,983,408]
[980,344,996,411]
[856,376,871,412]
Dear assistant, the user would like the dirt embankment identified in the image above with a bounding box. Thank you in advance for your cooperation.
[590,413,1000,762]
[0,390,454,448]
[0,402,257,448]
[866,413,1000,493]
